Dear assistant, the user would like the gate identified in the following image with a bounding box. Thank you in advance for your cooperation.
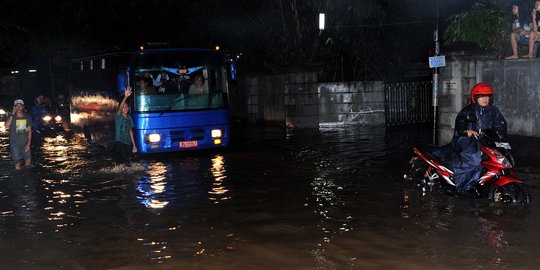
[384,81,433,126]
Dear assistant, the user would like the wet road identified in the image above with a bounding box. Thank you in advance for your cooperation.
[0,125,540,269]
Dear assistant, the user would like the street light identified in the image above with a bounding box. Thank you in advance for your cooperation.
[319,13,325,30]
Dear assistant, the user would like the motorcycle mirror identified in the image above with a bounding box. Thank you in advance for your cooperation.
[467,113,477,122]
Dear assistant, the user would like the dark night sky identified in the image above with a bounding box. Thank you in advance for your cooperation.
[0,0,475,79]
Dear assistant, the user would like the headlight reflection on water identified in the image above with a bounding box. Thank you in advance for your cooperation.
[39,135,88,230]
[135,162,178,263]
[208,154,230,203]
[42,136,72,164]
[132,155,234,262]
[309,165,354,247]
[137,162,170,209]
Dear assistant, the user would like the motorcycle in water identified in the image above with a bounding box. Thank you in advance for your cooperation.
[33,109,65,136]
[404,129,530,205]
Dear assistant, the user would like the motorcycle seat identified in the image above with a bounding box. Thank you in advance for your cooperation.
[416,142,455,170]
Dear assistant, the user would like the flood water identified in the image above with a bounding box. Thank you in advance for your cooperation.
[1,124,540,269]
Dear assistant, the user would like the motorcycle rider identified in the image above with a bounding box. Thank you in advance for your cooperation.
[43,96,53,110]
[451,83,507,196]
[31,95,50,133]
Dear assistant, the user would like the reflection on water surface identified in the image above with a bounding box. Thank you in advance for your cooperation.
[0,126,538,269]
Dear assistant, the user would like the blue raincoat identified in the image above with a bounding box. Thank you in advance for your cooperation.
[31,104,50,130]
[451,103,507,192]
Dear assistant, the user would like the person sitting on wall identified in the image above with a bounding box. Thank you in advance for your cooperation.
[506,4,534,59]
[523,0,540,58]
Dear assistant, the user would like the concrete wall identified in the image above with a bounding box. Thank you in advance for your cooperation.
[239,73,384,128]
[241,71,319,128]
[240,56,540,136]
[284,72,319,129]
[318,81,385,127]
[484,60,540,137]
[438,56,540,143]
[242,75,286,123]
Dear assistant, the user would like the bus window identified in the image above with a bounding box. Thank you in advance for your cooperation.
[132,51,228,113]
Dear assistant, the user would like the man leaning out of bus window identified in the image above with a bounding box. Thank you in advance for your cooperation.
[115,86,137,166]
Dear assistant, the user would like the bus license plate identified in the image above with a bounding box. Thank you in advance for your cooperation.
[180,141,198,148]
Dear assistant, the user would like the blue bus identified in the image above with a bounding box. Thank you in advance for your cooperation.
[70,48,231,153]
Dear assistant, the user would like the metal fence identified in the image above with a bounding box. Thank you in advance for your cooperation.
[384,81,433,126]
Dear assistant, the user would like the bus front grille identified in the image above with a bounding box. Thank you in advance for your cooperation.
[171,136,205,142]
[170,131,185,136]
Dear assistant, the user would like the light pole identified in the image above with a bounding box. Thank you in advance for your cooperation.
[432,0,440,145]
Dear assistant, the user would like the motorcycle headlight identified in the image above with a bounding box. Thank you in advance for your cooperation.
[487,148,512,168]
[54,115,62,122]
[42,115,52,121]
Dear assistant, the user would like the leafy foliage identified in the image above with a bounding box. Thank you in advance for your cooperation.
[444,4,508,53]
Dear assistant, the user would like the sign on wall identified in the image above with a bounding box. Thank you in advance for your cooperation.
[429,56,446,68]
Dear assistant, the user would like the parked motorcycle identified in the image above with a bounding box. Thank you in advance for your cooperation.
[404,129,530,205]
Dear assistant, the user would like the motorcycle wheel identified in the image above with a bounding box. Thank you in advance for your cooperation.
[404,157,428,184]
[489,183,530,205]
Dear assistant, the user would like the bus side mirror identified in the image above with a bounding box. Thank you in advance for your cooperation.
[227,62,236,81]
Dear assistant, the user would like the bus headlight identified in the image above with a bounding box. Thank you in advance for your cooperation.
[147,133,161,143]
[42,115,52,121]
[211,129,222,138]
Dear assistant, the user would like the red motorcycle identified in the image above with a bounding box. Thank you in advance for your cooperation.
[404,129,530,205]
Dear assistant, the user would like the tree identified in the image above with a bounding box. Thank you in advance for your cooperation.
[444,3,508,55]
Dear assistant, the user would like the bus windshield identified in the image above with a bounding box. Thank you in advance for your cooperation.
[132,50,228,113]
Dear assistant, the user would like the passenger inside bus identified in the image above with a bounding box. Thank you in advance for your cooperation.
[177,66,192,94]
[188,75,207,94]
[154,71,170,94]
[136,77,157,95]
